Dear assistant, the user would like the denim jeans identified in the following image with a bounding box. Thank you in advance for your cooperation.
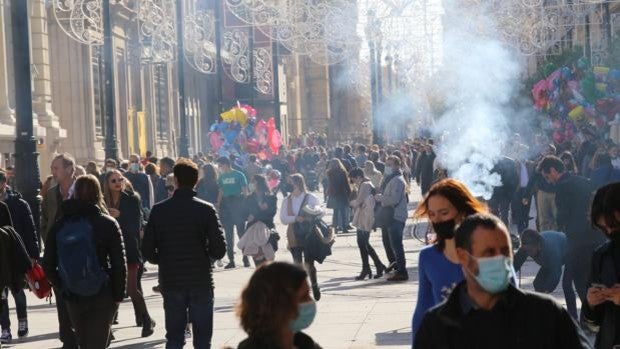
[0,288,27,330]
[221,196,247,264]
[388,219,407,276]
[332,199,349,230]
[162,287,214,349]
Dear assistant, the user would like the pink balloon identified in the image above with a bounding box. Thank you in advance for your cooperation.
[209,132,223,151]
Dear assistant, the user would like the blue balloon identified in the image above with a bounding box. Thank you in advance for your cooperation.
[217,122,229,133]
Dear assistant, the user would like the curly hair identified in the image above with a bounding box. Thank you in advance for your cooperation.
[237,262,307,339]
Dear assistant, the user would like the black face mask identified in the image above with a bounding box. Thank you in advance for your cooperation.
[432,219,456,240]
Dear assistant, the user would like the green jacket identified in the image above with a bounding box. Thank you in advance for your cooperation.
[40,185,62,243]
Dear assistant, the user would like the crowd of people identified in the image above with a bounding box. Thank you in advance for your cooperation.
[0,129,618,348]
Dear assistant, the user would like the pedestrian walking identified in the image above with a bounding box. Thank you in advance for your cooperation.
[41,153,79,349]
[349,168,386,280]
[142,159,226,349]
[43,175,126,349]
[538,155,606,312]
[0,171,37,342]
[124,154,154,210]
[196,164,219,205]
[585,182,620,349]
[326,159,352,233]
[411,179,488,344]
[216,156,250,269]
[241,175,277,266]
[103,170,155,337]
[414,213,591,349]
[375,156,409,282]
[235,262,322,349]
[280,174,324,300]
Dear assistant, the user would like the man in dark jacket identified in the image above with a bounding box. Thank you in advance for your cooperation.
[538,155,606,309]
[143,159,226,348]
[125,154,154,210]
[415,213,591,349]
[0,171,37,341]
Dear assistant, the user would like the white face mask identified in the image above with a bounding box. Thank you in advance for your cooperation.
[129,163,140,173]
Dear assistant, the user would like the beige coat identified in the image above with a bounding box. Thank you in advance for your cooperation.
[350,181,376,232]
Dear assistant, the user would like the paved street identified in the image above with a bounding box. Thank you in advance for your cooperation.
[2,185,566,349]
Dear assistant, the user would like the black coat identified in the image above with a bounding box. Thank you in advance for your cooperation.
[237,332,321,349]
[113,191,143,264]
[583,236,620,349]
[154,176,168,204]
[0,226,31,293]
[196,178,219,205]
[42,200,127,302]
[554,173,605,249]
[124,172,152,209]
[4,189,38,259]
[243,192,277,229]
[415,282,591,349]
[142,188,226,291]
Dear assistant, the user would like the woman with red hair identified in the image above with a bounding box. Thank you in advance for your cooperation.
[411,179,487,346]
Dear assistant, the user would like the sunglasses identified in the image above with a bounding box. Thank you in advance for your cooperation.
[110,178,125,184]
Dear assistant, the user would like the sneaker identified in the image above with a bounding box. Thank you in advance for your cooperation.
[0,329,12,344]
[17,319,28,338]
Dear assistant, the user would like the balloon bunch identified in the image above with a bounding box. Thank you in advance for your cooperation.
[208,104,283,160]
[531,61,620,145]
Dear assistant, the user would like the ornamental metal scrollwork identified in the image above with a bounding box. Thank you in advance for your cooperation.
[253,47,273,95]
[138,0,177,64]
[184,10,217,74]
[222,29,250,83]
[53,0,103,45]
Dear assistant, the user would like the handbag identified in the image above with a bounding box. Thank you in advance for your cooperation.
[291,194,310,242]
[25,262,51,299]
[268,230,280,251]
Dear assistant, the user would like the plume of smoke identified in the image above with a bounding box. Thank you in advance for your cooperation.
[431,0,522,199]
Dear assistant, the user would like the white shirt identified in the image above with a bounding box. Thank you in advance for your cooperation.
[280,192,321,225]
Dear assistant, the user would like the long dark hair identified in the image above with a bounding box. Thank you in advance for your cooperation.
[253,174,270,195]
[201,163,218,185]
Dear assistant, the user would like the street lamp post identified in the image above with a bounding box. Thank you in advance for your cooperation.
[103,0,118,161]
[11,0,41,226]
[176,0,190,158]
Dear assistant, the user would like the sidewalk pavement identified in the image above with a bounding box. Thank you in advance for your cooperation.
[2,185,564,349]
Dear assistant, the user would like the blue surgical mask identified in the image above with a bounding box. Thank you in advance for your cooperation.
[384,166,394,176]
[466,254,514,294]
[129,163,140,173]
[289,300,317,333]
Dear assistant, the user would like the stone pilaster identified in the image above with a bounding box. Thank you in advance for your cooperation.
[30,0,66,172]
[0,1,15,125]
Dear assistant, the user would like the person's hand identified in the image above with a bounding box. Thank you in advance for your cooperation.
[603,284,620,305]
[587,286,608,307]
[109,208,120,218]
[522,198,529,205]
[374,194,382,201]
[295,216,305,223]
